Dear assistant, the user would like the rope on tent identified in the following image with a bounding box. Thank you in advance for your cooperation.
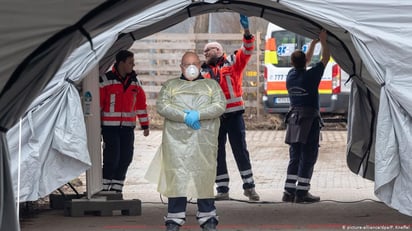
[65,78,75,85]
[129,33,136,41]
[79,26,95,53]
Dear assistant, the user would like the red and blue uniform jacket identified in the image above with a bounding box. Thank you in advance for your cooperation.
[201,35,255,114]
[99,66,149,129]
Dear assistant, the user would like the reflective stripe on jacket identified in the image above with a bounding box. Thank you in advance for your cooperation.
[201,35,255,113]
[99,67,149,128]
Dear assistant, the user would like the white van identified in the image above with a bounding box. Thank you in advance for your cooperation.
[262,23,350,116]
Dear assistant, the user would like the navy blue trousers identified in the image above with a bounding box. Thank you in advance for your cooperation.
[101,126,135,181]
[167,197,215,214]
[285,120,320,196]
[215,112,255,193]
[166,197,216,226]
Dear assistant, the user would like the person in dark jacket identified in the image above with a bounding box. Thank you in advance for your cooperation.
[282,30,330,203]
[99,50,150,193]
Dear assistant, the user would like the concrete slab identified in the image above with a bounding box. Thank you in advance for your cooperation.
[63,199,141,217]
[20,199,412,231]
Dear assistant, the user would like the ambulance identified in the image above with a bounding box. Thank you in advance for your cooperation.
[262,23,350,116]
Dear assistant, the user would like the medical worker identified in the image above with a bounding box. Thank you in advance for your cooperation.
[145,51,226,231]
[201,15,260,201]
[282,30,330,203]
[99,50,150,193]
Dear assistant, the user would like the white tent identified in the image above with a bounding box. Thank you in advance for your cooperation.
[1,0,412,230]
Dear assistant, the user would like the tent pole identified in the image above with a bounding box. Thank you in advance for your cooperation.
[83,65,102,199]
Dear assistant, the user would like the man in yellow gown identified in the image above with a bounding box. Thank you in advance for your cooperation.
[146,51,226,231]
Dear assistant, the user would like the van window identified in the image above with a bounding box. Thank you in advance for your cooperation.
[271,31,321,68]
[271,30,295,67]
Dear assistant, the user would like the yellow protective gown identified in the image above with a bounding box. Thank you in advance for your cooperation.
[145,77,226,198]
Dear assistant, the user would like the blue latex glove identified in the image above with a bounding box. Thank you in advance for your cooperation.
[240,14,249,29]
[192,120,201,130]
[184,110,200,129]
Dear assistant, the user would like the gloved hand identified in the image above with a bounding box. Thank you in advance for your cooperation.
[191,120,201,130]
[240,14,249,29]
[184,110,200,129]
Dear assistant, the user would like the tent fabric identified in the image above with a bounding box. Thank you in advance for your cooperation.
[0,1,106,230]
[6,0,192,201]
[6,84,91,201]
[2,0,412,229]
[1,1,193,230]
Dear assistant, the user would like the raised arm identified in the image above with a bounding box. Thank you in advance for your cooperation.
[305,38,319,67]
[236,14,255,72]
[319,29,330,67]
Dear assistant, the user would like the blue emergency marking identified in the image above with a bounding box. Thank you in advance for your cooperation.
[277,45,287,55]
[302,44,308,53]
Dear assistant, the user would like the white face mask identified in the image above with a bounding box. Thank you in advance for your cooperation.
[184,65,199,80]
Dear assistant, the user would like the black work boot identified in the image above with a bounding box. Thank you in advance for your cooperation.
[282,191,295,202]
[165,222,180,231]
[201,218,218,231]
[294,192,320,203]
[244,188,260,201]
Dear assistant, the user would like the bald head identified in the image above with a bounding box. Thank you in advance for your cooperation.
[204,42,224,65]
[181,51,200,64]
[204,42,223,57]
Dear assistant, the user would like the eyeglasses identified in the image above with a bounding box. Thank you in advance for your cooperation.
[180,62,200,68]
[203,47,219,53]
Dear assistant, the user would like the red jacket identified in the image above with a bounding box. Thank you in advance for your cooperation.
[99,66,149,128]
[201,35,255,113]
